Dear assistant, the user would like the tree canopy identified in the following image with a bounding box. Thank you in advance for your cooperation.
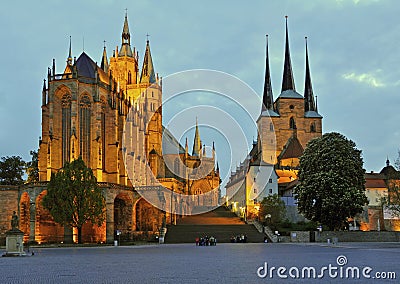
[258,194,286,225]
[294,132,368,230]
[26,150,39,183]
[42,157,105,243]
[0,155,25,185]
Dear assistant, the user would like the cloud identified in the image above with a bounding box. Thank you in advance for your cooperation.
[342,72,385,87]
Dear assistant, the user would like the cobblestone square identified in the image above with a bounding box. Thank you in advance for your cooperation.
[1,242,399,283]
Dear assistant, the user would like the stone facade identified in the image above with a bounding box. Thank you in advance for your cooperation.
[9,13,219,244]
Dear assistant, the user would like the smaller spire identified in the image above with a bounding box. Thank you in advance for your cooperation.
[101,41,109,73]
[42,79,46,92]
[216,161,220,173]
[262,34,274,111]
[67,36,73,66]
[140,39,156,84]
[203,144,206,156]
[120,11,133,57]
[281,16,296,92]
[192,118,201,157]
[304,36,316,112]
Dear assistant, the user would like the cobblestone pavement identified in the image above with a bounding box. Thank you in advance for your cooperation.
[1,242,399,283]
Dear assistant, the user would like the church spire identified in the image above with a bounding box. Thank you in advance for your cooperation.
[304,37,316,112]
[119,11,133,57]
[140,39,156,84]
[67,36,73,66]
[262,35,274,111]
[281,16,295,92]
[101,42,109,73]
[192,118,201,157]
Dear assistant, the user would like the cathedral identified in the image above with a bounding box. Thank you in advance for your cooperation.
[13,13,220,244]
[226,17,323,219]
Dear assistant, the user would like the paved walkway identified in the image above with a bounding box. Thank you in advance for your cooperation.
[1,243,399,283]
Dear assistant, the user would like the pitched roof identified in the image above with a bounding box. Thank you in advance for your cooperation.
[162,126,185,155]
[278,135,304,160]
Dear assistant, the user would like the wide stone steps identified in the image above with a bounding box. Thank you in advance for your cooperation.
[164,206,266,243]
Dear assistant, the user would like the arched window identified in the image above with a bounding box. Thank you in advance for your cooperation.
[101,100,106,170]
[289,117,296,129]
[269,123,274,131]
[127,71,132,84]
[79,95,91,165]
[174,158,180,176]
[310,122,316,133]
[61,93,71,166]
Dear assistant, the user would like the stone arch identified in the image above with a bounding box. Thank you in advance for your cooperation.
[19,192,30,243]
[114,193,133,239]
[135,198,161,232]
[35,190,64,244]
[310,122,316,132]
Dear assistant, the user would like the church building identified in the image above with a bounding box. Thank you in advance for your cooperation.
[14,13,219,244]
[227,17,323,219]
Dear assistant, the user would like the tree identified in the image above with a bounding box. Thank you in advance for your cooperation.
[42,157,105,244]
[26,150,39,183]
[0,155,26,185]
[294,132,367,230]
[259,194,286,225]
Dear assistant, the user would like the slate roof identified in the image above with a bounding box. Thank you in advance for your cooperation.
[278,89,303,99]
[278,135,304,160]
[304,111,323,118]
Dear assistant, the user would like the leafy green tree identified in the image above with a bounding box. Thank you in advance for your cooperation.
[294,132,367,230]
[26,150,39,183]
[0,155,26,185]
[259,194,286,225]
[42,157,105,243]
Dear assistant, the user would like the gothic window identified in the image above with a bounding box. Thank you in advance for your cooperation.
[289,117,296,129]
[79,95,91,165]
[310,122,316,133]
[269,123,274,131]
[101,102,106,171]
[174,158,180,176]
[61,94,71,166]
[128,71,132,84]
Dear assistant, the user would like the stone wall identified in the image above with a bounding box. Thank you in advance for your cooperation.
[0,186,18,244]
[315,231,400,243]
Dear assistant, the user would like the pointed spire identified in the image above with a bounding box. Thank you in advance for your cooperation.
[203,144,206,156]
[281,16,295,92]
[101,41,109,73]
[262,34,274,111]
[140,39,156,83]
[192,118,201,157]
[304,37,316,112]
[185,137,189,156]
[216,161,220,174]
[119,11,133,57]
[67,36,73,66]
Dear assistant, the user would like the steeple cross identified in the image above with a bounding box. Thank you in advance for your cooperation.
[146,34,150,41]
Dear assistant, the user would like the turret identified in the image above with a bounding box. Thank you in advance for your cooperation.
[101,43,109,73]
[119,12,133,57]
[192,119,201,157]
[140,39,156,84]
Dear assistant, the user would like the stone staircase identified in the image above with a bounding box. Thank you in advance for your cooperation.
[164,206,267,243]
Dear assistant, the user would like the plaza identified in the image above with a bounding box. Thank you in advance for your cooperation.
[1,242,399,283]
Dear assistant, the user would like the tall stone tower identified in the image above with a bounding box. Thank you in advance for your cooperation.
[38,12,163,187]
[257,17,323,169]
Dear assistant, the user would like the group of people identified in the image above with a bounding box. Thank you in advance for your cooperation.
[230,234,247,243]
[195,236,217,246]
